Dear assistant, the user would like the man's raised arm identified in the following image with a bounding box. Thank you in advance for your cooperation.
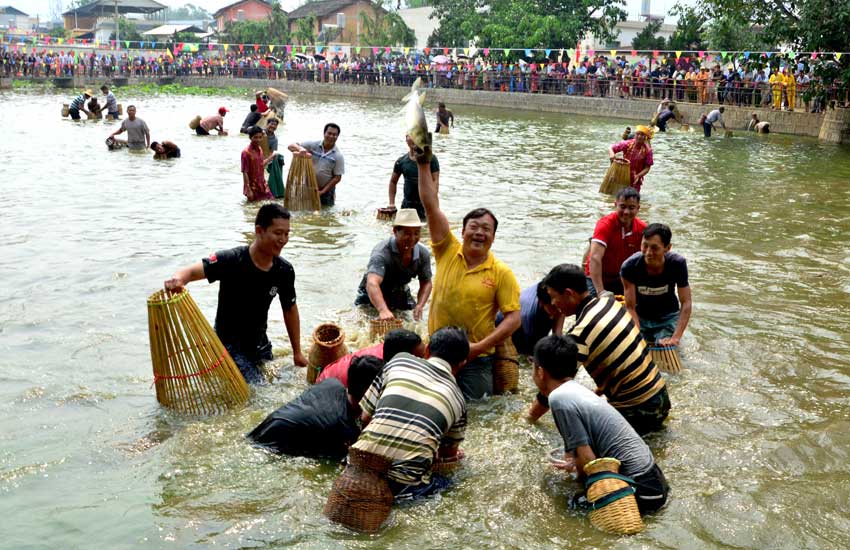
[417,161,449,244]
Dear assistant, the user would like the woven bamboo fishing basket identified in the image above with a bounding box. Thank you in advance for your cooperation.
[492,338,519,394]
[584,457,645,535]
[376,206,397,221]
[147,288,250,415]
[649,345,683,374]
[61,103,70,117]
[188,115,202,130]
[265,87,288,112]
[324,448,393,533]
[307,323,348,384]
[599,158,631,195]
[284,156,321,211]
[369,318,403,341]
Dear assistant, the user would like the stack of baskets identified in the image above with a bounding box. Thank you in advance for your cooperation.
[599,158,631,195]
[284,156,321,211]
[307,323,349,384]
[369,318,403,341]
[147,288,250,415]
[584,457,645,535]
[324,448,393,532]
[492,338,519,394]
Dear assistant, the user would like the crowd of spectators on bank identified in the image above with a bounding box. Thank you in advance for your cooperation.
[2,47,846,111]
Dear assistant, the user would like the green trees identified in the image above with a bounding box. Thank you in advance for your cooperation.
[631,20,666,50]
[428,0,626,49]
[109,17,143,42]
[666,5,706,50]
[225,2,290,45]
[291,16,317,45]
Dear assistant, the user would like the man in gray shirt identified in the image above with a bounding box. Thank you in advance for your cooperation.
[355,208,433,321]
[532,334,669,514]
[100,85,119,119]
[288,123,344,206]
[108,105,150,150]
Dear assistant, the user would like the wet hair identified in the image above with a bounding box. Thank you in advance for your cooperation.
[462,208,499,233]
[719,106,725,112]
[150,141,159,150]
[249,104,258,112]
[100,85,108,91]
[267,118,279,126]
[254,203,291,228]
[615,187,641,203]
[438,102,446,108]
[643,223,672,246]
[247,125,264,137]
[428,326,470,368]
[383,329,423,361]
[323,122,341,135]
[536,281,552,304]
[542,264,587,294]
[348,355,384,403]
[128,104,136,110]
[533,335,579,380]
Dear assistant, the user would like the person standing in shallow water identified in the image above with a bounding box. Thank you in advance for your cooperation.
[435,102,454,134]
[288,123,344,207]
[607,125,653,192]
[242,126,275,202]
[388,134,440,220]
[164,204,308,384]
[107,105,150,151]
[416,150,521,400]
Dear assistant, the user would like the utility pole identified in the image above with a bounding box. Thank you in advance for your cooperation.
[115,0,120,50]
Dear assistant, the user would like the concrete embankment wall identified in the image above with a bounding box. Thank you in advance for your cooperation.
[21,75,850,143]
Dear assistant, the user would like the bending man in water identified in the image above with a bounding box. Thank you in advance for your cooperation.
[164,204,308,384]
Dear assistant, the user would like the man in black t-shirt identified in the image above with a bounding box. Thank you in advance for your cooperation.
[240,104,262,134]
[387,134,440,220]
[164,204,307,383]
[247,355,384,458]
[621,223,692,346]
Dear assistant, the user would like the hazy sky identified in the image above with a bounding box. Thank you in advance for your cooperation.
[22,0,691,25]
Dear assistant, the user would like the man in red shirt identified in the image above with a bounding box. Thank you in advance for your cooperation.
[585,187,646,297]
[242,126,275,202]
[316,329,425,387]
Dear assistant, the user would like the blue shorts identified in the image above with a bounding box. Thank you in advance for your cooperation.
[639,311,679,344]
[389,472,452,501]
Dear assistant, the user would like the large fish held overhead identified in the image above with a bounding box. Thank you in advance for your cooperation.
[402,77,432,163]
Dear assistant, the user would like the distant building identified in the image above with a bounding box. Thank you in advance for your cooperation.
[213,0,275,33]
[581,19,676,53]
[397,6,437,50]
[287,0,385,45]
[0,5,28,32]
[62,0,166,43]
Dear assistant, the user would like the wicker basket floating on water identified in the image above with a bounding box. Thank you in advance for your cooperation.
[324,448,393,532]
[584,457,644,535]
[307,323,348,384]
[492,338,519,394]
[369,318,403,341]
[599,158,631,195]
[648,345,683,374]
[188,115,201,130]
[376,206,397,222]
[284,155,321,211]
[147,288,250,415]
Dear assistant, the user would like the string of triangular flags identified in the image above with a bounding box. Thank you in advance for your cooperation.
[0,35,846,64]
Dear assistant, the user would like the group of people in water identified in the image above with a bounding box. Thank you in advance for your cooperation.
[157,86,697,532]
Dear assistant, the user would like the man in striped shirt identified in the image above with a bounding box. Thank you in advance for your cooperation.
[68,90,93,120]
[528,264,670,435]
[352,326,468,498]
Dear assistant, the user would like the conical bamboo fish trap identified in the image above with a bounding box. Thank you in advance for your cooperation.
[284,155,321,211]
[188,115,201,129]
[147,288,250,415]
[493,338,519,394]
[648,345,683,374]
[307,323,348,384]
[369,318,403,341]
[324,448,393,532]
[599,158,631,195]
[584,457,645,535]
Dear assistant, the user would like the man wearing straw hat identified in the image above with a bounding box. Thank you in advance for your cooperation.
[416,153,521,400]
[528,264,670,435]
[164,204,308,384]
[620,223,692,347]
[531,334,669,514]
[68,89,93,120]
[354,208,433,321]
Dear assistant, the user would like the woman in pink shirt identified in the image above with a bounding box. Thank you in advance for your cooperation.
[608,125,654,192]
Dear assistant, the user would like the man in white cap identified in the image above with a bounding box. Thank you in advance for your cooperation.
[355,208,433,321]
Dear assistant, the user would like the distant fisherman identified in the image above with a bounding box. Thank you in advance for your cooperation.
[100,85,119,119]
[196,106,229,136]
[435,102,454,134]
[69,89,93,120]
[151,140,181,159]
[107,105,150,150]
[388,134,440,220]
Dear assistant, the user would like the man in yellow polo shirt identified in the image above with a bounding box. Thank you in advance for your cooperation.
[417,153,521,399]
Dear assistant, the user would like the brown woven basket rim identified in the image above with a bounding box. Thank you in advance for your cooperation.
[313,323,345,347]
